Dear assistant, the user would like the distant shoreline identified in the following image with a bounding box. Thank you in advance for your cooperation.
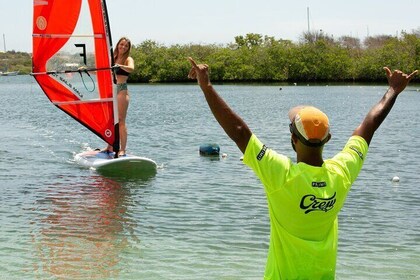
[2,32,419,83]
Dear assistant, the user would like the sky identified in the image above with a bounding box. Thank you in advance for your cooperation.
[2,0,419,53]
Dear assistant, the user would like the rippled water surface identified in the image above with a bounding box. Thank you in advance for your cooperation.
[1,76,419,279]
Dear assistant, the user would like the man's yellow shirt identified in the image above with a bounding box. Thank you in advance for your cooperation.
[243,134,368,280]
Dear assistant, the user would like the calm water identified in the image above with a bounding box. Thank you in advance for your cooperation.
[0,75,419,279]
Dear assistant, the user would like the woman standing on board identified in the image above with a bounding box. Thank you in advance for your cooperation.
[102,37,134,157]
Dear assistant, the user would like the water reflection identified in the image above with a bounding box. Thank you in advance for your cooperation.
[32,175,138,279]
[96,166,157,182]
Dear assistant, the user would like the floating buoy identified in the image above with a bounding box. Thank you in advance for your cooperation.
[199,144,220,156]
[391,176,400,183]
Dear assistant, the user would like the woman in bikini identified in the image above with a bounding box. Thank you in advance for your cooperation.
[103,37,134,157]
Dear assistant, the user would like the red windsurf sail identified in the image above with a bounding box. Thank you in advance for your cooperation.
[32,0,119,153]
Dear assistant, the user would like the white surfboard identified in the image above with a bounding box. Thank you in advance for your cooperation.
[75,150,157,177]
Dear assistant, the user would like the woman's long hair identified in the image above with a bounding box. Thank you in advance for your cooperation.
[114,37,132,63]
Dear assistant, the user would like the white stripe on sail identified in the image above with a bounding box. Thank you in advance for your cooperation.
[34,0,49,6]
[53,98,113,106]
[33,34,104,38]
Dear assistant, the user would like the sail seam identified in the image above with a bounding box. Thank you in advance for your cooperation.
[53,99,113,106]
[33,34,104,38]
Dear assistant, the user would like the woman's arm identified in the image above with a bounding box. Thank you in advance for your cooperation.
[116,57,134,73]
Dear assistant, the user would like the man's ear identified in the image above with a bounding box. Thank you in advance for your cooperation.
[291,133,298,143]
[325,133,332,144]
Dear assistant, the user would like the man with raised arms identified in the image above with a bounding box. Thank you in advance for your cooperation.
[187,57,417,279]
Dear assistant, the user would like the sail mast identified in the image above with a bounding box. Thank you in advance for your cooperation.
[101,0,119,157]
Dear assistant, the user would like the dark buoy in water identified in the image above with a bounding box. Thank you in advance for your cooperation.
[199,144,220,156]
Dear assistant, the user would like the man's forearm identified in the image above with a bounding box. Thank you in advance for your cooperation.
[367,88,398,130]
[200,84,251,153]
[353,88,398,144]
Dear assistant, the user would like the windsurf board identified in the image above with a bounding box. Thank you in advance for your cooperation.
[75,150,157,177]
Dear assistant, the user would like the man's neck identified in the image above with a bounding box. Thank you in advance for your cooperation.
[297,154,324,167]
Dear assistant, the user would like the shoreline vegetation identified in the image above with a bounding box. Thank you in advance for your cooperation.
[2,31,419,83]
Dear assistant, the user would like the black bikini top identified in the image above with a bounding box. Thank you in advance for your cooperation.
[115,66,130,76]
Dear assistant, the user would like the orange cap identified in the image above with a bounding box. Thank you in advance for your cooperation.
[288,106,330,146]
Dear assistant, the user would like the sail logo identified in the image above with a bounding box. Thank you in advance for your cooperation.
[300,192,336,214]
[36,16,47,30]
[105,129,112,138]
[52,73,83,98]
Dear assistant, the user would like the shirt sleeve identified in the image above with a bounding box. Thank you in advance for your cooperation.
[243,134,291,193]
[329,135,369,185]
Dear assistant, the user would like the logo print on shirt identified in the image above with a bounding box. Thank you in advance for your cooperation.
[312,181,327,188]
[300,192,336,214]
[349,146,364,160]
[257,145,267,161]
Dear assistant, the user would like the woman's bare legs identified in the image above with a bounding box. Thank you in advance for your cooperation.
[117,89,129,156]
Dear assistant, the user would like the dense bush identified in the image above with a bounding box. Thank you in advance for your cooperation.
[129,30,419,83]
[4,30,419,83]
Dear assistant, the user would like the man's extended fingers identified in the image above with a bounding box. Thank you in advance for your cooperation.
[383,67,392,78]
[384,67,418,80]
[408,70,418,80]
[188,57,198,68]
